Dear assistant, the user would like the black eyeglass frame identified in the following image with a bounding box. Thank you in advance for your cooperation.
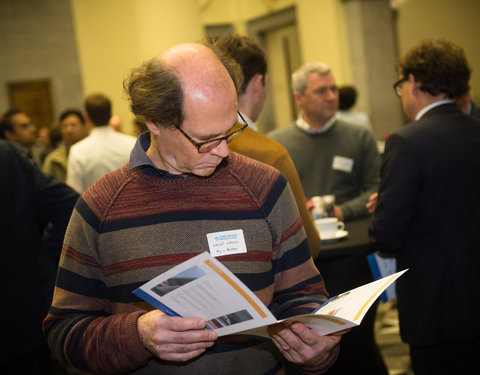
[393,78,407,97]
[175,111,248,153]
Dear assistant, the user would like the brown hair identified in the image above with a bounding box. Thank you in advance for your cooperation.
[214,35,267,93]
[398,39,471,99]
[84,93,112,126]
[0,108,22,138]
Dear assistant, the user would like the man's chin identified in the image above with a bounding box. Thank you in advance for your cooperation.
[192,166,217,177]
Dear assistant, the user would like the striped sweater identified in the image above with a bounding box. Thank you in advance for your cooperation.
[44,151,329,374]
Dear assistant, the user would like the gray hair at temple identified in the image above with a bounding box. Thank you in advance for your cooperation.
[291,62,331,94]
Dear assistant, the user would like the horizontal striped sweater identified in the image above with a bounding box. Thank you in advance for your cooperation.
[44,152,329,374]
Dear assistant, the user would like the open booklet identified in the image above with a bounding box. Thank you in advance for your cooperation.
[133,252,407,338]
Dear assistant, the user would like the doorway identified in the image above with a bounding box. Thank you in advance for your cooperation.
[247,7,302,133]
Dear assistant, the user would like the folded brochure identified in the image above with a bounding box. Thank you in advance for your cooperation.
[133,252,407,338]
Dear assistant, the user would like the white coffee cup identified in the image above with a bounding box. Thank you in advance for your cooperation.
[315,217,345,238]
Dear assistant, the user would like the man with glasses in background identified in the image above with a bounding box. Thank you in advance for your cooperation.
[44,42,343,375]
[0,108,37,160]
[370,39,480,374]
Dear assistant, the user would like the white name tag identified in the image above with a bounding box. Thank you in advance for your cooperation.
[332,155,354,173]
[206,229,247,257]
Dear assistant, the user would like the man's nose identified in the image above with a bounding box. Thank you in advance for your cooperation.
[326,89,337,100]
[210,139,229,158]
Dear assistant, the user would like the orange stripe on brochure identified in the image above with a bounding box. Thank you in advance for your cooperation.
[310,315,348,325]
[205,259,268,318]
[353,274,398,321]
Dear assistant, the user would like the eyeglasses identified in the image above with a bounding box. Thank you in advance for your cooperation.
[393,78,407,97]
[175,111,248,153]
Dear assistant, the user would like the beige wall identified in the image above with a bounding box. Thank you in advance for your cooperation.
[70,0,480,135]
[296,0,352,84]
[199,0,351,82]
[71,0,354,134]
[72,0,203,134]
[395,0,480,103]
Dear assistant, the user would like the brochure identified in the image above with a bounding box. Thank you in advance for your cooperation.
[133,252,407,338]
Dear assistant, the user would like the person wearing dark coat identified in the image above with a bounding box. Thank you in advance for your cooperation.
[370,39,480,375]
[0,139,79,374]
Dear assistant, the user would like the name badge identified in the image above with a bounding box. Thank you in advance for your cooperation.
[332,155,354,173]
[207,229,247,257]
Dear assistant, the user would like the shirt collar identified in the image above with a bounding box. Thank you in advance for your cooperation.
[415,99,453,120]
[238,111,257,131]
[129,132,182,178]
[296,112,336,134]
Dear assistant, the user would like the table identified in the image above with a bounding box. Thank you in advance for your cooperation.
[313,216,389,375]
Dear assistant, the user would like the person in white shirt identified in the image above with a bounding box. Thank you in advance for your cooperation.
[67,93,136,193]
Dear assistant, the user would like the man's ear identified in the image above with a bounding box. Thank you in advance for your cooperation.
[293,90,303,106]
[245,74,263,96]
[145,120,160,135]
[253,74,264,91]
[4,129,15,142]
[408,74,420,96]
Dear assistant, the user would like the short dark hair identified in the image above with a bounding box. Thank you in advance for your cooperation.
[214,35,267,93]
[84,93,112,126]
[398,39,471,99]
[124,44,243,128]
[0,108,23,139]
[49,126,63,148]
[59,109,85,124]
[338,85,358,110]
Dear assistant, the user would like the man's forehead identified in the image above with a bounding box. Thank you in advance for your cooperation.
[12,112,30,124]
[307,71,335,86]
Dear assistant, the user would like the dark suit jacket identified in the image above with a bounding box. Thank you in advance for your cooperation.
[469,100,480,119]
[0,140,79,366]
[370,103,480,346]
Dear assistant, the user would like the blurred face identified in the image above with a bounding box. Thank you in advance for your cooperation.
[6,112,36,147]
[61,114,87,146]
[150,95,239,177]
[397,75,417,121]
[296,72,338,127]
[37,128,51,147]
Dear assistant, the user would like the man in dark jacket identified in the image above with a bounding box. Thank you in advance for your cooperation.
[0,139,79,374]
[370,39,480,375]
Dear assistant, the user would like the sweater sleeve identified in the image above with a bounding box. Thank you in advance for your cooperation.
[266,174,329,318]
[44,199,152,374]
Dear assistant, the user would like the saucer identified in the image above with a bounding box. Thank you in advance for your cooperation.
[321,230,349,243]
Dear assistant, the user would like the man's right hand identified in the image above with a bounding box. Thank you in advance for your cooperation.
[137,310,218,362]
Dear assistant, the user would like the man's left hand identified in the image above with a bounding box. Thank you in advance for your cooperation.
[268,322,343,367]
[333,205,344,221]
